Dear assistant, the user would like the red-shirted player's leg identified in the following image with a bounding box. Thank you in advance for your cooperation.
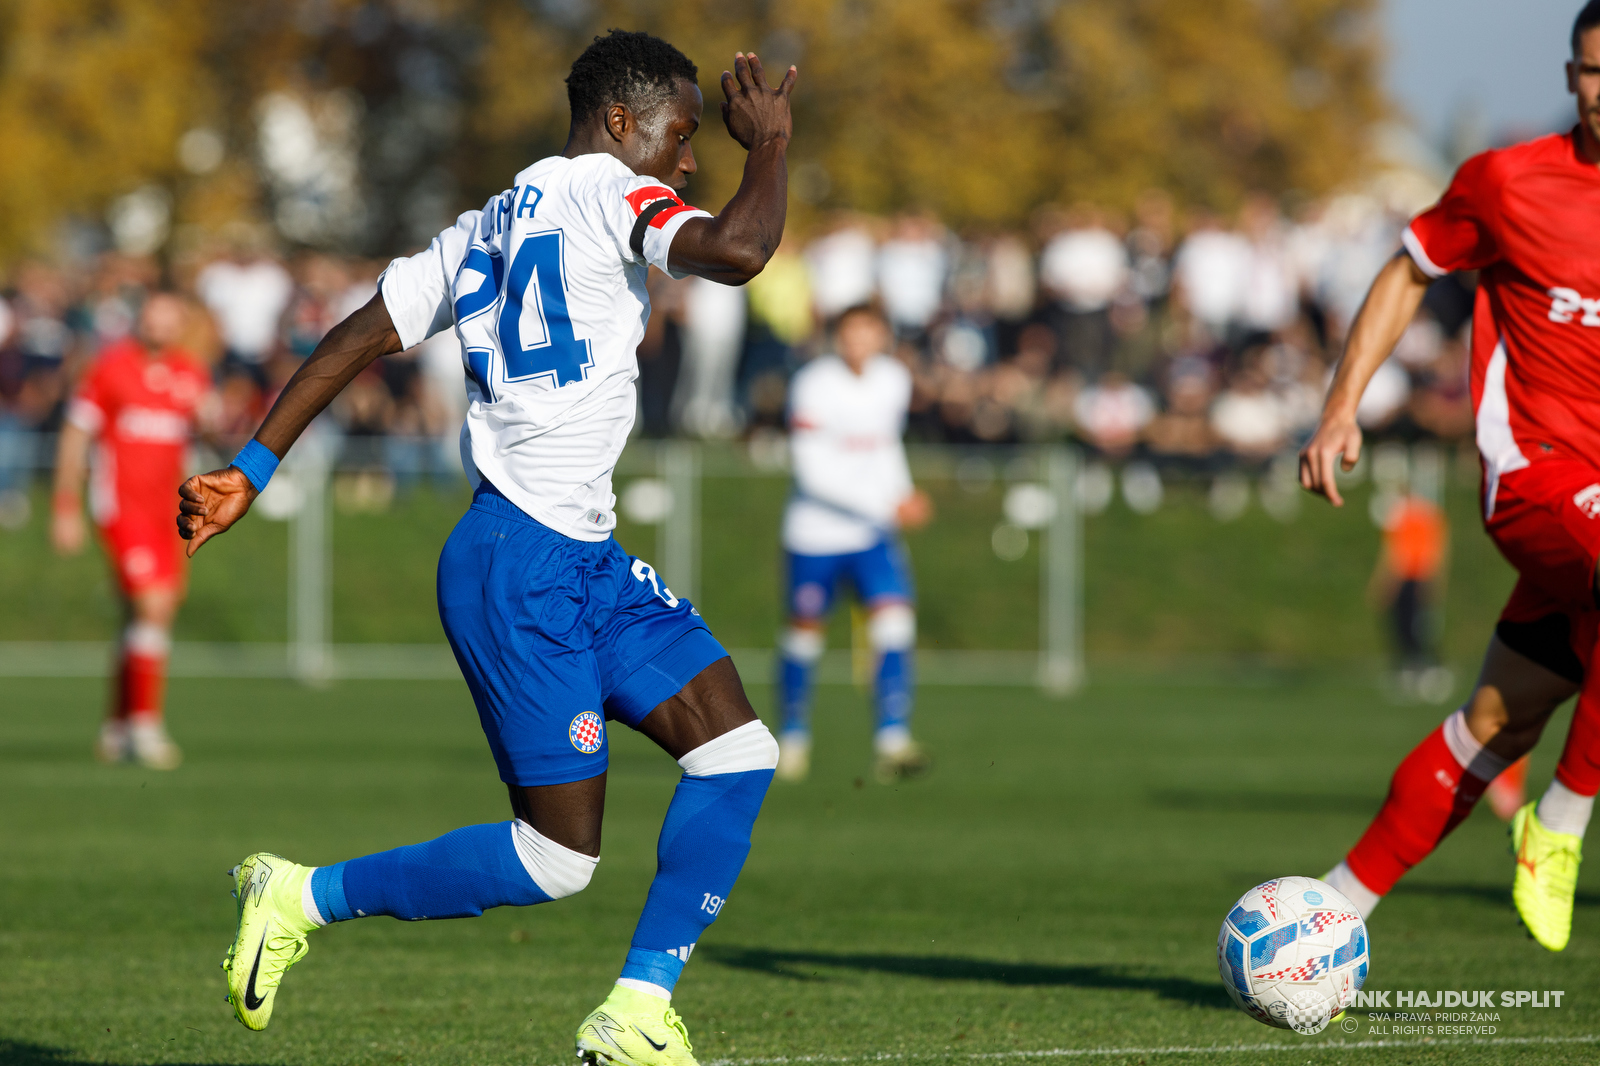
[98,521,187,769]
[1327,636,1576,917]
[1541,611,1600,837]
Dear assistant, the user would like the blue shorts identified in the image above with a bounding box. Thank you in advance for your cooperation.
[438,481,728,786]
[786,537,915,620]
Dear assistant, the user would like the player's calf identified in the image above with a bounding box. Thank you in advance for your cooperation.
[868,602,926,781]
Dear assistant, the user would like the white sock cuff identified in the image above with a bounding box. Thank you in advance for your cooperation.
[782,627,824,663]
[1537,779,1596,837]
[125,621,171,657]
[510,820,598,900]
[678,720,779,776]
[1441,709,1511,782]
[302,870,328,927]
[1324,860,1382,919]
[616,978,671,1001]
[868,603,916,651]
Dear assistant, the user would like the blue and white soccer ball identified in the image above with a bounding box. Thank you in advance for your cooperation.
[1216,875,1369,1034]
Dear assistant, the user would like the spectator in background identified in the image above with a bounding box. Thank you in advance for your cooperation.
[195,235,294,386]
[1210,349,1288,462]
[1126,190,1175,309]
[876,213,948,351]
[637,268,689,438]
[1073,371,1153,459]
[742,239,813,434]
[1039,204,1127,377]
[1145,363,1219,469]
[1172,211,1250,341]
[0,291,28,530]
[805,214,877,321]
[676,277,747,438]
[1369,491,1449,701]
[281,253,350,359]
[1238,194,1300,342]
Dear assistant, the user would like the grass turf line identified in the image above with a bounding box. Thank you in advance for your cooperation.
[2,671,1597,1066]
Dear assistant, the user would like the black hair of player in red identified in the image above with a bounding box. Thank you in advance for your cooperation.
[1574,0,1600,53]
[566,30,699,123]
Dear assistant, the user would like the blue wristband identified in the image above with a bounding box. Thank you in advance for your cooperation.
[231,439,280,494]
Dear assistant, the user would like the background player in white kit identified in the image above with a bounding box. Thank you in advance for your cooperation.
[776,304,933,783]
[177,31,796,1066]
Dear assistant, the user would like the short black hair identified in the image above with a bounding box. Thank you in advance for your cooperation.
[1574,0,1600,54]
[566,30,698,123]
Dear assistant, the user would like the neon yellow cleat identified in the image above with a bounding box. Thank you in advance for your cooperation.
[1511,803,1582,952]
[575,985,699,1066]
[222,853,317,1030]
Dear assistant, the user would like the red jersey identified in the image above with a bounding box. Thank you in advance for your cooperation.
[67,338,210,528]
[1403,128,1600,511]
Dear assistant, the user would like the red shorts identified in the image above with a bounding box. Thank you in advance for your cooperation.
[99,516,186,597]
[1485,458,1600,682]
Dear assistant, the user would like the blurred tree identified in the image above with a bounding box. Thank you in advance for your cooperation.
[0,0,212,256]
[0,0,1385,265]
[1041,0,1386,216]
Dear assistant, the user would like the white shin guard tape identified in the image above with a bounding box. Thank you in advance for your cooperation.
[678,719,779,776]
[1442,708,1511,782]
[510,819,598,900]
[868,603,915,651]
[782,626,824,663]
[124,621,172,657]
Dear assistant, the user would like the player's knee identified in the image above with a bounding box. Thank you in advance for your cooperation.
[678,719,780,775]
[124,620,171,657]
[510,819,598,899]
[868,603,916,652]
[782,625,824,664]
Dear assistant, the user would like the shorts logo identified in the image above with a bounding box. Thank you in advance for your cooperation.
[1574,484,1600,518]
[569,711,604,754]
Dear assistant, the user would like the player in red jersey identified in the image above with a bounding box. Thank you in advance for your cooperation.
[1299,1,1600,952]
[52,292,214,769]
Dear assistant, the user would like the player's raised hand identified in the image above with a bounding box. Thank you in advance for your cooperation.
[177,466,258,557]
[720,52,796,151]
[1298,413,1363,508]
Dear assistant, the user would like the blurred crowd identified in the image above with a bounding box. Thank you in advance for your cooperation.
[0,188,1474,527]
[655,190,1474,469]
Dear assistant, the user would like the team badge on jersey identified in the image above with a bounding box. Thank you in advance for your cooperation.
[569,711,605,753]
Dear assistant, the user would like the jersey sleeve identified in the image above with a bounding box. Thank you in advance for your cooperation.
[1402,152,1501,278]
[66,358,110,435]
[607,176,712,280]
[378,209,480,349]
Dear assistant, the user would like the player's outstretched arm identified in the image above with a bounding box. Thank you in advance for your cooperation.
[177,294,402,556]
[1299,253,1430,507]
[669,52,796,285]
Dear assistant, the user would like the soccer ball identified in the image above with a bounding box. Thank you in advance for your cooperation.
[1216,875,1369,1034]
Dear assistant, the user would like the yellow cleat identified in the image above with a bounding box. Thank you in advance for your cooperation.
[575,985,698,1066]
[1511,803,1582,952]
[222,853,317,1030]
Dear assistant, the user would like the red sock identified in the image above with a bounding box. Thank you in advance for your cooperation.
[123,651,168,719]
[1345,724,1489,895]
[1555,686,1600,796]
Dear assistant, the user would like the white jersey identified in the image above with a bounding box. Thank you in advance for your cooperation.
[379,153,709,540]
[783,353,914,556]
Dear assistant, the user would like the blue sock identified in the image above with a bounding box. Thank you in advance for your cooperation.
[874,649,913,733]
[779,655,813,736]
[308,822,552,923]
[620,767,774,992]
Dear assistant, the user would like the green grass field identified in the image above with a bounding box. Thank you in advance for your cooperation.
[4,669,1599,1066]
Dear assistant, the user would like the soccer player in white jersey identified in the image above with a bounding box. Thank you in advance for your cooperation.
[776,304,932,783]
[176,32,796,1066]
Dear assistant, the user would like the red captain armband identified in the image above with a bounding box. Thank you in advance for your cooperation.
[626,186,699,258]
